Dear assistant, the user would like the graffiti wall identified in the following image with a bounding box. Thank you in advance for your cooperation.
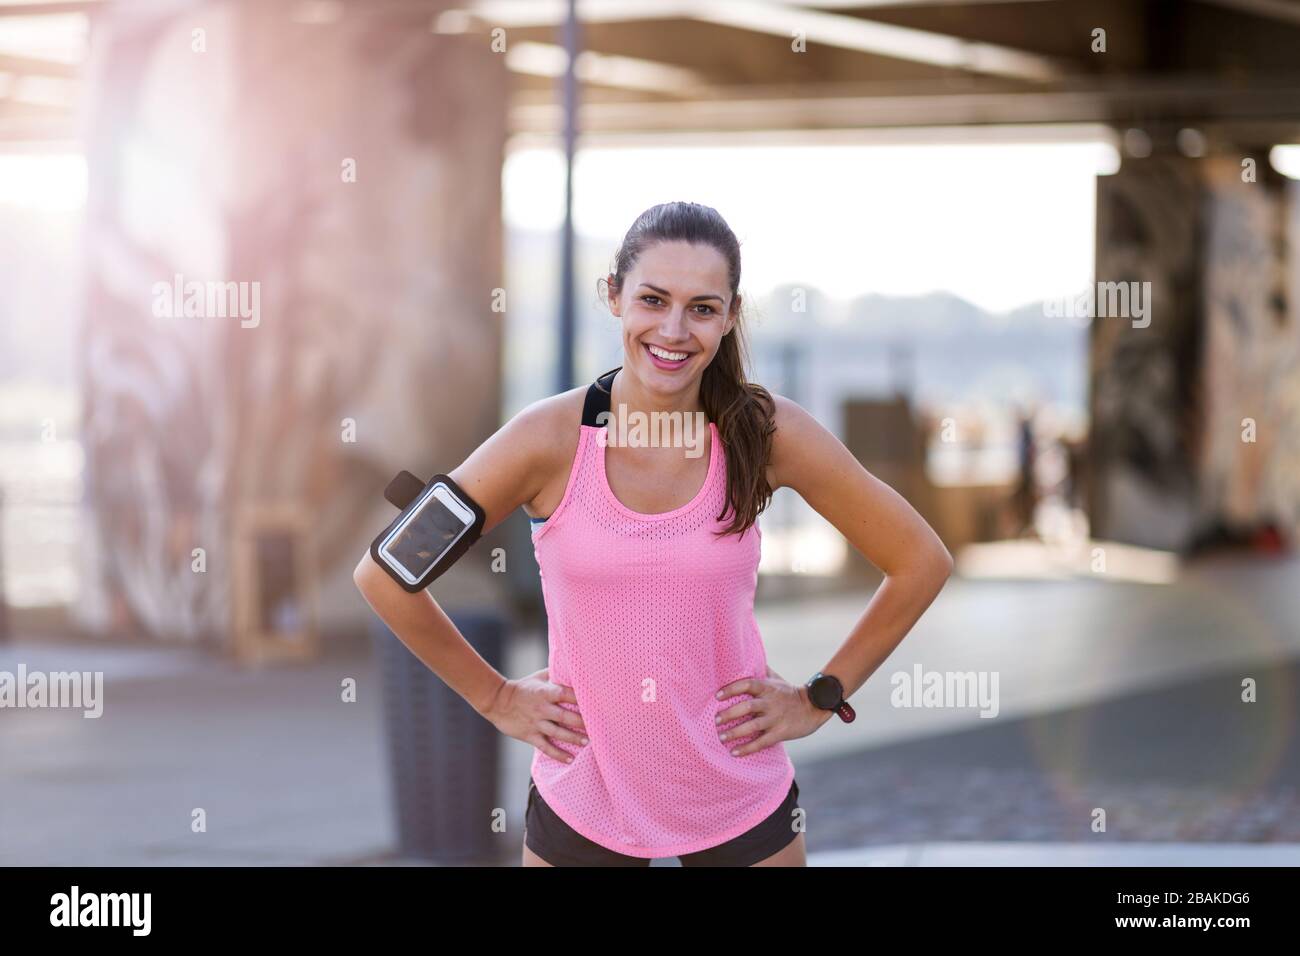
[1089,154,1204,550]
[1091,150,1300,551]
[1199,159,1300,542]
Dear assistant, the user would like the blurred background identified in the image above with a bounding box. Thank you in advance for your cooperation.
[2,0,1299,866]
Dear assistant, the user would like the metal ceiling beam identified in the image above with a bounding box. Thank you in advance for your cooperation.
[0,97,72,118]
[465,0,1066,82]
[0,1,100,16]
[505,42,706,95]
[466,0,695,26]
[507,120,1123,151]
[774,1,1055,7]
[1195,0,1300,27]
[691,0,1063,82]
[510,76,1300,134]
[0,53,77,77]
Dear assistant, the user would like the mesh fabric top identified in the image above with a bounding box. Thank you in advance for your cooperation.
[528,371,794,858]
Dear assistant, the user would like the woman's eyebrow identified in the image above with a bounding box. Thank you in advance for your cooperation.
[638,283,724,303]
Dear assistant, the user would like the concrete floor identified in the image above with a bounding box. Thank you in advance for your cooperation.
[2,552,1298,866]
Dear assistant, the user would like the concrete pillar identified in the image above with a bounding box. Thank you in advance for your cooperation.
[78,1,508,644]
[1089,145,1300,551]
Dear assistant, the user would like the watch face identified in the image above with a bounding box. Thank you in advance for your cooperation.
[810,675,841,710]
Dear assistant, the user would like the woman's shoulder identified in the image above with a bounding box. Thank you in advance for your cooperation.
[764,390,827,492]
[764,390,813,442]
[504,384,588,520]
[520,382,587,432]
[503,383,589,475]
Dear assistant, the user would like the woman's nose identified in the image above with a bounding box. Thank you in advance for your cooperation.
[658,309,689,339]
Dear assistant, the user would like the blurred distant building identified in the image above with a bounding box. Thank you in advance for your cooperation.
[842,395,1014,577]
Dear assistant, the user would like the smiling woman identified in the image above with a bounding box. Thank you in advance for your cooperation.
[598,202,776,538]
[354,200,953,869]
[515,201,950,866]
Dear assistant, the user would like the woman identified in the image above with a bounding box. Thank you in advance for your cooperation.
[354,201,952,867]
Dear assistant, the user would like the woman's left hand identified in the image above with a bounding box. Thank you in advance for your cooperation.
[713,664,835,756]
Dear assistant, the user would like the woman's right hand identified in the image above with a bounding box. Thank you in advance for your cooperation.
[483,668,588,763]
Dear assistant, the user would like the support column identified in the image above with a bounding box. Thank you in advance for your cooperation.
[78,1,508,644]
[1089,143,1300,552]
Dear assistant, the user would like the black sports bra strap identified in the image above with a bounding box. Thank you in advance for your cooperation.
[582,365,620,427]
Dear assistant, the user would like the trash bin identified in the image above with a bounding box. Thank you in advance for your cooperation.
[370,610,506,864]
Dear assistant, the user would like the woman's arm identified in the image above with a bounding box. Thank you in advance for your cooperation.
[352,395,589,762]
[770,393,952,701]
[719,393,953,753]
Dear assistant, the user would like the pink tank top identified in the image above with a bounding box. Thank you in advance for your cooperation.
[529,366,796,858]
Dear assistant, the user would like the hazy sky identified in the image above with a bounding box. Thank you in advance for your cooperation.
[504,140,1118,315]
[10,139,1299,317]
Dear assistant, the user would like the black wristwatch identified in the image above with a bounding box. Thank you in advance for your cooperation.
[806,671,856,723]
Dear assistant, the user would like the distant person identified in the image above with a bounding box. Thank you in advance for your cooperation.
[355,201,952,867]
[1014,406,1037,537]
[1063,433,1085,512]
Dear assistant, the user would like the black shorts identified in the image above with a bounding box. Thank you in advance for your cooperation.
[524,776,802,867]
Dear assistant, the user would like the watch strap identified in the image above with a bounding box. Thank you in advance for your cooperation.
[808,671,857,723]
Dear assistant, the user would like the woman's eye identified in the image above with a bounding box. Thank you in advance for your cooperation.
[638,295,713,314]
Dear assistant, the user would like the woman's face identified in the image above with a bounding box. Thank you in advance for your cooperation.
[608,240,737,390]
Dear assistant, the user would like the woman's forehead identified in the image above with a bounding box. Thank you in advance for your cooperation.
[629,241,730,288]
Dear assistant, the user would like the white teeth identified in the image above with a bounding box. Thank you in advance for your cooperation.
[648,344,689,361]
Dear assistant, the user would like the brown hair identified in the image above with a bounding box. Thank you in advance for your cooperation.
[599,201,776,539]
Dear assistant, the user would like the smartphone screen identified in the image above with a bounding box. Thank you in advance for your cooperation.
[383,490,469,581]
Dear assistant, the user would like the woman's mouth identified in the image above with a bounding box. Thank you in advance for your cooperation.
[644,342,692,370]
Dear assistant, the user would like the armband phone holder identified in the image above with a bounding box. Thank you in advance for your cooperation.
[369,470,487,592]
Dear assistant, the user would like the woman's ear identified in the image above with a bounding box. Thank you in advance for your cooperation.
[607,276,621,316]
[725,295,741,334]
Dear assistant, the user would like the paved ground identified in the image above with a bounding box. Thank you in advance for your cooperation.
[794,656,1300,849]
[806,842,1300,866]
[2,552,1297,866]
[0,649,392,866]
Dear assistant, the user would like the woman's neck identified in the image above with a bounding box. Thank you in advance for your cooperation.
[611,367,705,419]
